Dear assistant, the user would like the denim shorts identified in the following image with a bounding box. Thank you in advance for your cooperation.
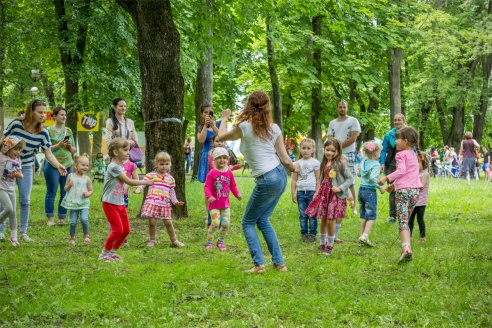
[358,187,377,221]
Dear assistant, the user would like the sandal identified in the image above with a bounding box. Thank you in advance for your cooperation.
[68,237,76,246]
[273,264,288,272]
[171,239,184,248]
[398,246,413,264]
[58,219,66,225]
[147,239,156,247]
[20,234,32,242]
[83,235,91,245]
[244,265,266,274]
[98,254,113,262]
[418,237,427,244]
[9,237,20,247]
[334,238,344,243]
[110,253,123,262]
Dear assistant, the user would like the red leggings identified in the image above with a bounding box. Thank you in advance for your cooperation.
[102,202,130,251]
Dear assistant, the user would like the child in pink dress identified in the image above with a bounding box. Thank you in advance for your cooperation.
[305,138,353,256]
[204,147,242,251]
[137,152,185,248]
[378,126,422,264]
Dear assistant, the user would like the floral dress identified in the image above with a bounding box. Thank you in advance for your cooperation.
[305,166,347,220]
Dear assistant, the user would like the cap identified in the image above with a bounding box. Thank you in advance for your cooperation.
[213,147,229,160]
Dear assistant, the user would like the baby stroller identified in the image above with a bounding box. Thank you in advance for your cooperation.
[92,153,106,182]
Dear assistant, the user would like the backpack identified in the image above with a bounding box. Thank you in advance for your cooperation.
[228,148,238,166]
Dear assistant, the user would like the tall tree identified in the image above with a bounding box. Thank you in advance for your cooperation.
[310,15,323,159]
[266,15,283,132]
[53,0,91,150]
[116,0,187,216]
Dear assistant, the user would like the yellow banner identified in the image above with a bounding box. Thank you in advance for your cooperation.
[44,110,55,127]
[77,112,100,132]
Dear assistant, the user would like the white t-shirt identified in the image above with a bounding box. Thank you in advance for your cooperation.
[119,122,127,139]
[239,122,281,177]
[295,157,321,191]
[327,116,361,154]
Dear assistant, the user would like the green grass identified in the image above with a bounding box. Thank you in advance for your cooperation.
[0,174,491,327]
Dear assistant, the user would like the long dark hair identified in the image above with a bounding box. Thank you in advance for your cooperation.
[110,98,125,131]
[319,138,347,181]
[198,103,212,134]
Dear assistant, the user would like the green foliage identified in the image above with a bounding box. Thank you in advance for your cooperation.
[0,175,490,326]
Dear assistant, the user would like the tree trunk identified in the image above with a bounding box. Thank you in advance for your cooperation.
[266,16,283,132]
[435,96,449,144]
[388,48,402,127]
[473,54,492,144]
[41,73,56,109]
[116,0,186,217]
[53,0,90,145]
[417,100,434,150]
[447,104,465,151]
[192,0,213,182]
[310,15,323,159]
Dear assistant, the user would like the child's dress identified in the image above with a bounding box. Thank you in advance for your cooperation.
[140,172,178,220]
[61,174,90,210]
[305,166,347,219]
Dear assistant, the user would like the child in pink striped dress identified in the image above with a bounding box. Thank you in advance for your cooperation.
[136,152,185,248]
[204,147,242,251]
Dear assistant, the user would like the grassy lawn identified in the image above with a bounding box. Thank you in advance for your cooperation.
[0,172,491,327]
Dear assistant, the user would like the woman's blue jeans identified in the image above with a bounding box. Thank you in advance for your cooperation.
[44,163,73,219]
[242,164,286,266]
[184,153,192,173]
[0,165,33,234]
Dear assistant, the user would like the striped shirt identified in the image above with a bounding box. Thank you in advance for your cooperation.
[4,119,52,166]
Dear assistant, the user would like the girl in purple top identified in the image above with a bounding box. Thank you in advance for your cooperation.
[378,127,422,264]
[204,147,242,251]
[408,151,430,244]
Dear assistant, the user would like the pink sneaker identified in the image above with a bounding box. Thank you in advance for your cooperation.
[398,246,413,264]
[205,243,213,250]
[216,240,227,251]
[323,245,333,256]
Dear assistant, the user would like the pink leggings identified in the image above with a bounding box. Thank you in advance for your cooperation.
[102,202,130,251]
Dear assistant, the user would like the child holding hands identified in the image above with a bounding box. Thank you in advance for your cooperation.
[62,153,93,245]
[99,138,153,262]
[137,151,185,248]
[305,138,354,255]
[357,141,384,247]
[291,138,320,242]
[204,147,242,251]
[0,136,25,246]
[378,127,422,264]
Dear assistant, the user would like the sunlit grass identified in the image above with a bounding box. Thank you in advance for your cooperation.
[0,174,490,326]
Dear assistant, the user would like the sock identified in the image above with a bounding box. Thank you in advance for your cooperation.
[109,249,117,255]
[401,242,410,248]
[362,233,368,239]
[218,238,224,243]
[11,230,17,240]
[327,235,335,247]
[335,224,341,238]
[206,240,213,244]
[320,233,327,246]
[100,248,110,256]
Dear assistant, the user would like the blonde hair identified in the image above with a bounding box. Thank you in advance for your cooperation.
[300,138,316,158]
[107,138,130,159]
[73,153,90,165]
[362,141,382,160]
[154,151,171,164]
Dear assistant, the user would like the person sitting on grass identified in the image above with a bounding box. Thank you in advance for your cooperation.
[204,147,242,251]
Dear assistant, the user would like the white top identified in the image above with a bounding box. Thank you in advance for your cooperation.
[119,122,127,139]
[0,152,21,191]
[239,121,281,177]
[295,157,321,191]
[327,116,361,154]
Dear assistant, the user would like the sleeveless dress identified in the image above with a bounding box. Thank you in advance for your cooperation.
[305,166,347,220]
[196,121,221,183]
[61,174,90,209]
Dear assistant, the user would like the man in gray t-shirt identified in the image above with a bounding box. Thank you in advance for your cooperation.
[326,100,360,242]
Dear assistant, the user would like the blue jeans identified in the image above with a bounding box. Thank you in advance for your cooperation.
[44,163,73,219]
[358,187,377,221]
[184,153,192,173]
[0,165,33,234]
[69,208,89,236]
[297,190,317,236]
[242,164,286,266]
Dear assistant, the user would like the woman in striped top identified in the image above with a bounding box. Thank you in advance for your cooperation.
[0,99,67,242]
